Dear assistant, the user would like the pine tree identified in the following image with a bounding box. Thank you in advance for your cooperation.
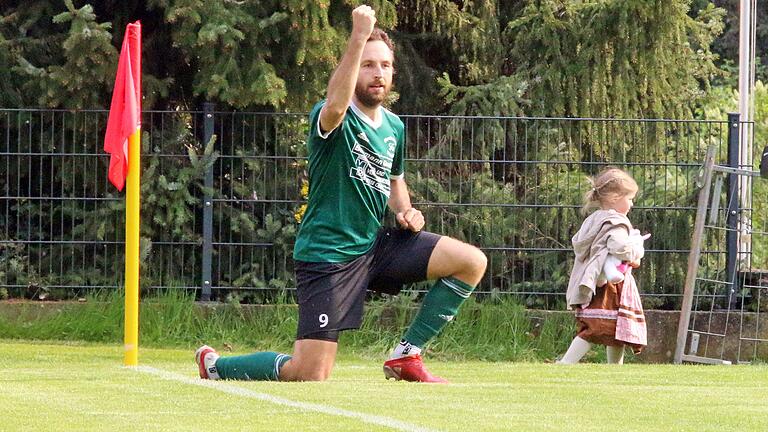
[1,1,728,116]
[503,0,725,119]
[11,1,116,109]
[0,1,733,304]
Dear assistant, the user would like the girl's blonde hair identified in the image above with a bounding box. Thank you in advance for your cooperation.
[581,167,638,215]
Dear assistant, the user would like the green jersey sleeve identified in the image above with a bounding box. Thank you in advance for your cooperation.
[390,131,405,178]
[309,100,340,141]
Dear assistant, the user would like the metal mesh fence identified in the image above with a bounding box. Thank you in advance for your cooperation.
[0,108,737,308]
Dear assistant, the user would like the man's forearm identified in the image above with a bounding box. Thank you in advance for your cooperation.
[324,36,367,117]
[321,6,376,132]
[389,179,425,232]
[388,179,412,213]
[388,194,411,214]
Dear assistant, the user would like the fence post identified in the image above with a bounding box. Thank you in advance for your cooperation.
[726,112,740,309]
[201,103,215,301]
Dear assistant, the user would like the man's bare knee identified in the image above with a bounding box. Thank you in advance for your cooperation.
[282,338,337,381]
[297,369,331,382]
[288,360,332,381]
[468,247,487,273]
[281,361,332,382]
[460,246,487,284]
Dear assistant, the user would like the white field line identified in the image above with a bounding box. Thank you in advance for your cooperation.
[133,366,440,432]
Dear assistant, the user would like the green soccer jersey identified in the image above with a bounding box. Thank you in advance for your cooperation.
[293,100,406,262]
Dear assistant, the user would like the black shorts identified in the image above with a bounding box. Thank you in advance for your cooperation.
[295,227,441,340]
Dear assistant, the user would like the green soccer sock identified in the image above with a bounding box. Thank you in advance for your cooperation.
[402,277,476,348]
[214,352,292,381]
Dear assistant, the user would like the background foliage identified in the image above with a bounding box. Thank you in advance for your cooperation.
[0,0,742,116]
[1,1,765,311]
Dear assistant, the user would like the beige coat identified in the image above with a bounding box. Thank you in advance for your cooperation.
[565,209,645,309]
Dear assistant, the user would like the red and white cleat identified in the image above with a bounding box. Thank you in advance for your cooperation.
[383,354,448,383]
[195,345,221,380]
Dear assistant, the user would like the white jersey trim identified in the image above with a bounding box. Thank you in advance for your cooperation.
[316,112,338,139]
[350,101,383,129]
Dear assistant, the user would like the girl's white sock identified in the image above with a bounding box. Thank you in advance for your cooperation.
[557,336,592,364]
[606,345,625,364]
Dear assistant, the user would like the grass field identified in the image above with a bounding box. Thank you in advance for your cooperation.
[3,340,767,431]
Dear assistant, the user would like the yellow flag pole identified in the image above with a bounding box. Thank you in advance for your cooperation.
[124,127,141,366]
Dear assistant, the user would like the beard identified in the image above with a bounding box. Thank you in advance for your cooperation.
[354,81,390,108]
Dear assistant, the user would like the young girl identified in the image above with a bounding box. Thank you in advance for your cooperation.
[558,167,648,364]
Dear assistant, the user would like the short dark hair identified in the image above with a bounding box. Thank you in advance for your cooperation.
[368,28,394,53]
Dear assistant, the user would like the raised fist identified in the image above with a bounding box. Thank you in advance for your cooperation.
[351,5,376,39]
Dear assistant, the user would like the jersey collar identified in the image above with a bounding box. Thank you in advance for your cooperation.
[350,101,383,129]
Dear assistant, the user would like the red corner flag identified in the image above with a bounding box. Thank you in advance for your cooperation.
[104,21,141,191]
